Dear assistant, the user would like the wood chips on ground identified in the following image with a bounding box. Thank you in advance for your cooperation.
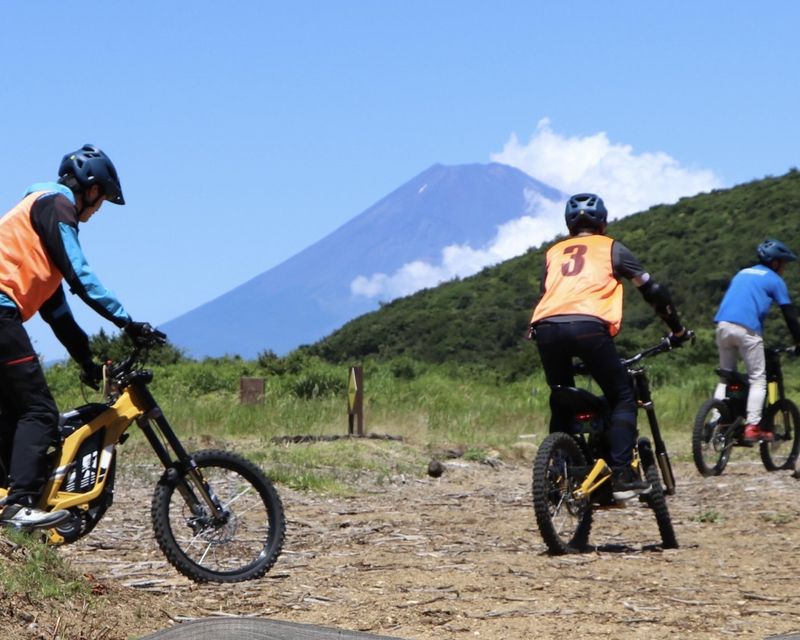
[4,456,800,639]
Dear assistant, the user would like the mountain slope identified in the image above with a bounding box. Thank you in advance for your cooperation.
[308,169,800,373]
[161,163,564,357]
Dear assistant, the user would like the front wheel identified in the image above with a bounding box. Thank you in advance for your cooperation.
[760,399,800,471]
[152,449,285,583]
[532,432,592,554]
[641,462,678,549]
[692,398,735,477]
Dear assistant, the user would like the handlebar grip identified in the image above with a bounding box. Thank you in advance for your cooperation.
[130,323,167,347]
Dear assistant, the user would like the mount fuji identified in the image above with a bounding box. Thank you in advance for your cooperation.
[160,162,564,358]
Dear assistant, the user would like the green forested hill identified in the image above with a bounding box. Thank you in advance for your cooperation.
[308,169,800,376]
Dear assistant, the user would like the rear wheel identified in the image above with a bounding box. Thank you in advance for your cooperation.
[532,432,592,554]
[692,398,735,476]
[760,399,800,471]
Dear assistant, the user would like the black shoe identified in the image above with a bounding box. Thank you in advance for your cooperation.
[611,466,650,501]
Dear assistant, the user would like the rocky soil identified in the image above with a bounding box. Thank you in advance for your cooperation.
[4,455,800,640]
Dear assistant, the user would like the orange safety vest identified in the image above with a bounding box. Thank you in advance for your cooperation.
[531,234,624,336]
[0,191,64,321]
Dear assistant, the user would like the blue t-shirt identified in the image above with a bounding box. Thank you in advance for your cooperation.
[714,264,791,335]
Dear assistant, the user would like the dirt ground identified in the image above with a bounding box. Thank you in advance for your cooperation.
[7,453,800,640]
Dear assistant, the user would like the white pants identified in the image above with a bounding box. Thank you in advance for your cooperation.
[714,321,766,425]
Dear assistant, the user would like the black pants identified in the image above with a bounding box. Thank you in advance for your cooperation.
[534,320,637,468]
[0,306,59,505]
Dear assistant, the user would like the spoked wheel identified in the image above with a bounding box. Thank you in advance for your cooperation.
[532,432,592,554]
[760,399,800,471]
[152,449,285,583]
[692,398,736,476]
[641,461,678,549]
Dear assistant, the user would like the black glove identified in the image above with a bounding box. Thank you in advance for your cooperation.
[79,362,104,390]
[668,328,693,348]
[524,324,535,341]
[124,321,165,346]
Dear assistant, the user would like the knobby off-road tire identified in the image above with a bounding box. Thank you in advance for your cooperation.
[760,399,800,471]
[532,432,592,554]
[692,398,734,477]
[642,462,678,549]
[151,449,285,583]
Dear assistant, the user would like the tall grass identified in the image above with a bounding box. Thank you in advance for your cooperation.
[45,353,800,490]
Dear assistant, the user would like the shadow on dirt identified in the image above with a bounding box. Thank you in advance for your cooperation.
[540,542,685,556]
[139,617,408,640]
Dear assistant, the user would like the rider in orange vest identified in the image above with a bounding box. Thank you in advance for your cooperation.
[530,193,690,499]
[0,145,153,529]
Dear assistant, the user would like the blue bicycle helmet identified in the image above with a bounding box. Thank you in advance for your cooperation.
[58,144,125,205]
[757,239,798,264]
[565,193,607,234]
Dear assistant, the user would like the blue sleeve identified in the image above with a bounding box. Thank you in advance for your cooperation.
[58,222,132,327]
[771,274,792,306]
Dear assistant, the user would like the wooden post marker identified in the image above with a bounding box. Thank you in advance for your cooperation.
[240,377,265,404]
[347,366,364,436]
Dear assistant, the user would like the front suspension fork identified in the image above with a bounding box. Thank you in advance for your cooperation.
[136,410,225,519]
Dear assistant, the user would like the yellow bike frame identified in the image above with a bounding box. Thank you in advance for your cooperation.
[0,385,148,543]
[573,454,642,502]
[0,359,223,545]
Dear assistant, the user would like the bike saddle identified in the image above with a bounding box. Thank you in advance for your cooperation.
[550,385,608,414]
[714,368,748,386]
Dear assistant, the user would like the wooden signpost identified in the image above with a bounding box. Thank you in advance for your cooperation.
[347,366,364,436]
[240,377,265,404]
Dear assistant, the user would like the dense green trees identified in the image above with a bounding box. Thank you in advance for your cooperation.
[89,328,184,365]
[309,169,800,374]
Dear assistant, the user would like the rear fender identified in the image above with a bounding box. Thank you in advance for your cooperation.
[550,385,608,417]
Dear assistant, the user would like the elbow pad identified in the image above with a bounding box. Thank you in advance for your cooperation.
[640,281,671,307]
[639,281,683,333]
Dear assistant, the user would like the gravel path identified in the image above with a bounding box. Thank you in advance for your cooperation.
[56,456,800,640]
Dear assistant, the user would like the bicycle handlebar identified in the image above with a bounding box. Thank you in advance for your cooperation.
[103,328,168,386]
[573,333,692,375]
[621,337,673,367]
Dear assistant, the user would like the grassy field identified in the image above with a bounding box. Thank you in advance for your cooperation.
[43,351,800,495]
[0,350,788,614]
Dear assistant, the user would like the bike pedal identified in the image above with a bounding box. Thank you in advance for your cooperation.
[593,501,627,510]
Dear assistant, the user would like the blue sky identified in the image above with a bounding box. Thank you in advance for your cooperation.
[1,2,798,360]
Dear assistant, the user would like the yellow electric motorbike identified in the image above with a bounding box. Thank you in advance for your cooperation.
[0,328,285,583]
[532,338,681,554]
[692,346,800,476]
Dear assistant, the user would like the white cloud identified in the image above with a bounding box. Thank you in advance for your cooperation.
[490,117,723,218]
[350,190,564,299]
[351,119,723,300]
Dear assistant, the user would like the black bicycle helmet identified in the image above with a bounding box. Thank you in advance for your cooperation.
[757,239,798,264]
[58,144,125,205]
[565,193,607,234]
